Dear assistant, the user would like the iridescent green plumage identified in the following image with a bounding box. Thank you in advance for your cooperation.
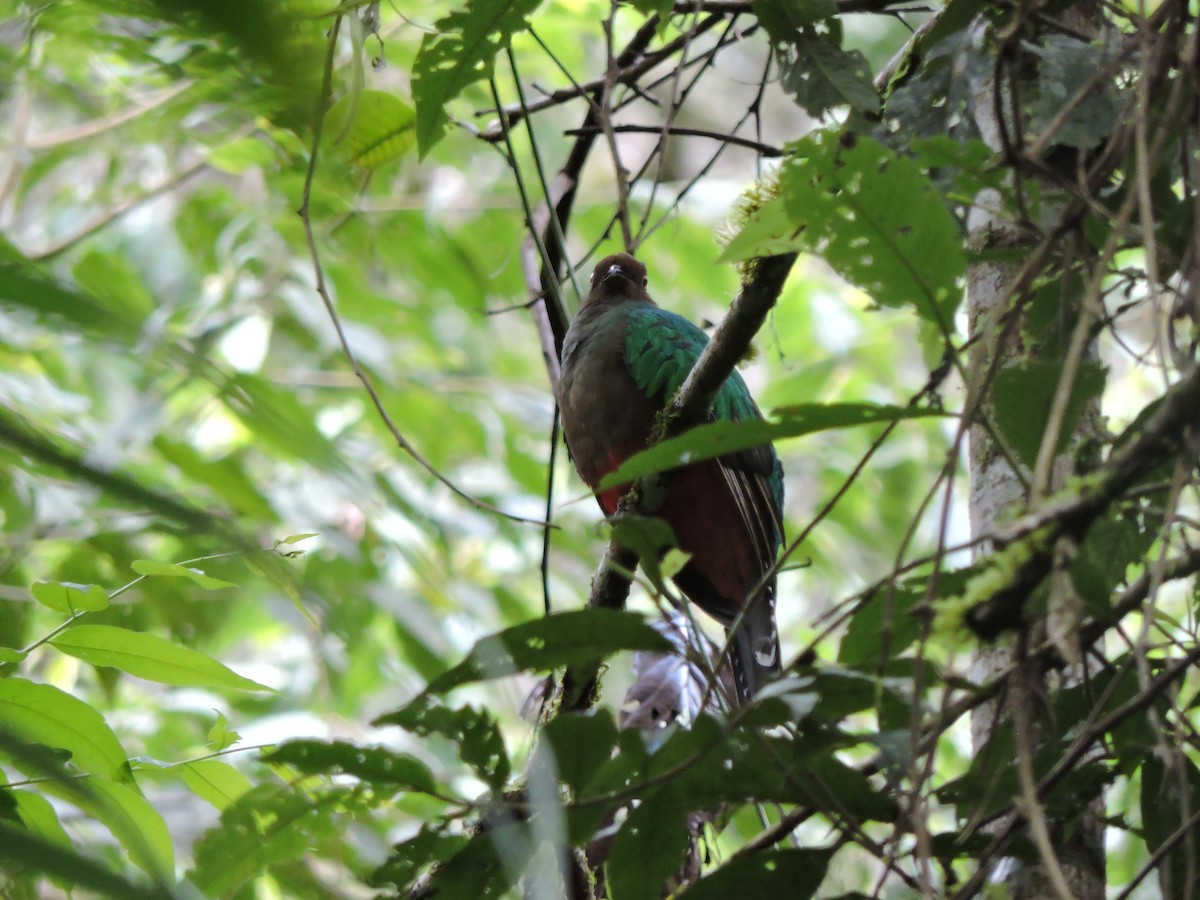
[558,253,784,703]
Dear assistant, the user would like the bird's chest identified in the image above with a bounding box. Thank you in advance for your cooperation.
[558,316,659,486]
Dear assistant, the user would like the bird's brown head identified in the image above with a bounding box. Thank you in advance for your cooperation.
[585,253,649,306]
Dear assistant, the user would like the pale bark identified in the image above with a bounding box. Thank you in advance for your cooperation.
[965,10,1106,898]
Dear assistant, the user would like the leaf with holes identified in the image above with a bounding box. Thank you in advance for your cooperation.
[412,0,543,156]
[778,131,964,329]
[400,609,672,696]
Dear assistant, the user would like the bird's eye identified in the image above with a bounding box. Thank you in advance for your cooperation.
[642,275,648,287]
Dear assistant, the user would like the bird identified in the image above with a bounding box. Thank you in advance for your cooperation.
[557,252,784,704]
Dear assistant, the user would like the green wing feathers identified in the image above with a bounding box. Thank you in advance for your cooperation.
[623,306,784,539]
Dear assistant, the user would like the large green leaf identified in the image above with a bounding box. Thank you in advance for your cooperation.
[375,700,510,791]
[724,132,965,329]
[600,403,941,490]
[412,0,542,156]
[30,581,109,615]
[992,360,1107,470]
[177,760,253,811]
[605,783,691,900]
[0,820,161,900]
[781,27,879,116]
[49,624,273,692]
[676,848,831,899]
[263,739,437,794]
[77,778,175,878]
[0,679,130,782]
[407,609,672,695]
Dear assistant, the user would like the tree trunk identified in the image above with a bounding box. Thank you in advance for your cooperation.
[965,7,1106,898]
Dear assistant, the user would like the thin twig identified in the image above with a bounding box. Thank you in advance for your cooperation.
[298,17,547,527]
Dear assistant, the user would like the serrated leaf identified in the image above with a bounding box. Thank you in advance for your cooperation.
[326,90,416,167]
[129,559,235,590]
[782,28,879,116]
[0,678,130,782]
[676,848,831,899]
[49,625,273,692]
[263,739,437,793]
[375,700,510,790]
[778,132,965,328]
[369,825,470,892]
[406,609,673,696]
[412,0,542,156]
[30,581,109,614]
[179,760,252,811]
[601,403,940,489]
[751,0,837,42]
[207,711,240,751]
[992,360,1107,469]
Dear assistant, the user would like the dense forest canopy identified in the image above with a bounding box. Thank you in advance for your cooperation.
[0,0,1198,897]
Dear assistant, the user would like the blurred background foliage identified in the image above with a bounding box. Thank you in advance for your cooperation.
[0,0,946,892]
[1,0,1193,896]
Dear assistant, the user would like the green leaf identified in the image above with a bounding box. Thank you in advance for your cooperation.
[601,403,940,489]
[71,250,155,327]
[13,789,72,849]
[207,135,277,174]
[30,581,109,614]
[207,711,241,752]
[411,609,673,695]
[281,532,318,545]
[775,132,965,328]
[751,0,837,40]
[0,820,161,900]
[327,90,417,167]
[0,646,26,664]
[605,783,692,900]
[627,0,674,20]
[0,261,139,341]
[0,678,130,782]
[81,778,174,878]
[676,848,831,899]
[375,700,510,790]
[129,559,236,590]
[992,360,1107,470]
[782,28,879,116]
[541,710,620,796]
[412,0,543,156]
[178,760,253,811]
[369,825,470,893]
[189,784,342,896]
[263,739,437,793]
[49,625,273,692]
[838,588,922,668]
[717,194,801,263]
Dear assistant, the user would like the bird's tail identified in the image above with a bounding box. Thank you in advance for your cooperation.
[728,594,780,705]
